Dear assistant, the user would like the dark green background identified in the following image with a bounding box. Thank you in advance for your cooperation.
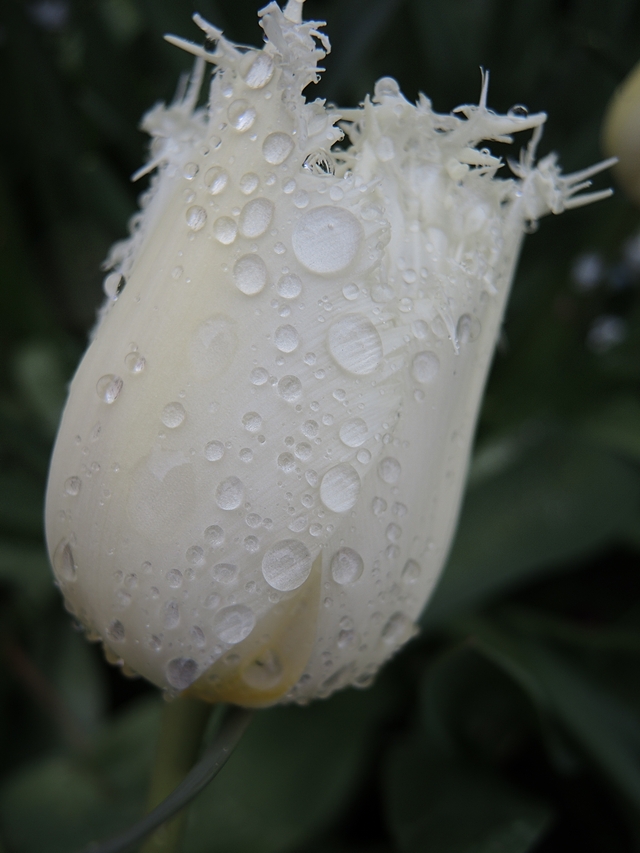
[2,0,640,850]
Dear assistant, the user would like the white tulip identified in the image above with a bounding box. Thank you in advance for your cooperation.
[45,0,612,706]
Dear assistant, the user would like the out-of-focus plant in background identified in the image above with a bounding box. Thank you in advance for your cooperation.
[1,1,640,851]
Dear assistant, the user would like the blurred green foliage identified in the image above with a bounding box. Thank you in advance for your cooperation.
[1,0,640,850]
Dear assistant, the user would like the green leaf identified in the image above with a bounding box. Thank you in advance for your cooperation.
[0,541,52,604]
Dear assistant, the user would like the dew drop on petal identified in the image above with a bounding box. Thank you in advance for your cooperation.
[166,657,199,690]
[262,132,294,165]
[274,324,299,353]
[378,457,401,484]
[339,418,368,447]
[205,440,225,462]
[164,600,180,629]
[456,313,481,345]
[64,477,81,496]
[96,374,123,404]
[212,562,238,584]
[215,476,244,510]
[242,411,262,431]
[320,464,361,513]
[213,216,238,245]
[243,52,274,88]
[186,205,207,231]
[262,539,312,591]
[228,99,256,131]
[204,166,229,195]
[161,402,186,428]
[125,352,146,373]
[204,525,225,547]
[233,254,268,295]
[240,172,259,195]
[328,315,382,375]
[292,206,362,274]
[276,273,302,299]
[402,559,421,583]
[331,547,364,584]
[53,538,77,581]
[213,605,255,644]
[107,619,125,642]
[411,351,440,384]
[277,452,296,473]
[239,198,274,238]
[250,367,269,385]
[277,375,302,402]
[381,612,415,646]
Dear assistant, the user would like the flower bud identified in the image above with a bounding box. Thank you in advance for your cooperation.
[45,1,611,706]
[602,59,640,206]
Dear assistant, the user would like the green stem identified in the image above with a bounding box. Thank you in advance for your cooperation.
[140,696,213,853]
[77,703,253,853]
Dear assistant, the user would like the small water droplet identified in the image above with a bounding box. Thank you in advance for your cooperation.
[103,272,122,299]
[301,420,319,439]
[456,313,481,345]
[167,569,183,588]
[239,197,274,239]
[228,99,256,132]
[107,619,125,642]
[402,559,421,583]
[342,282,359,301]
[278,375,302,402]
[166,657,199,690]
[331,547,364,584]
[386,522,402,542]
[295,442,312,461]
[411,351,440,384]
[250,367,269,385]
[277,273,302,299]
[204,592,221,610]
[381,611,414,646]
[186,205,207,231]
[243,52,274,88]
[378,457,401,484]
[205,525,224,547]
[205,440,225,462]
[64,477,81,496]
[125,352,146,373]
[161,402,186,429]
[53,538,77,581]
[339,418,368,447]
[262,132,294,165]
[328,314,382,375]
[240,172,260,195]
[215,476,244,510]
[213,604,255,643]
[374,77,401,100]
[293,190,309,209]
[164,600,180,629]
[274,324,299,353]
[293,207,362,274]
[183,162,199,180]
[372,497,387,515]
[191,626,206,647]
[213,216,237,244]
[233,254,268,295]
[212,562,238,583]
[204,166,229,195]
[356,448,371,464]
[412,320,429,339]
[96,374,123,404]
[277,451,296,473]
[320,464,361,513]
[239,447,253,463]
[262,539,312,591]
[186,545,204,566]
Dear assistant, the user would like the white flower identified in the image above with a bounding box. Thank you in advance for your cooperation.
[45,0,611,706]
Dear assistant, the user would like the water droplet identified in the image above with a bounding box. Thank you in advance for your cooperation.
[378,457,401,484]
[262,132,294,165]
[228,99,256,131]
[240,172,259,195]
[213,604,255,644]
[205,525,224,547]
[205,166,229,194]
[295,442,312,461]
[149,635,162,651]
[402,559,421,583]
[96,374,123,404]
[183,162,199,180]
[274,324,299,353]
[320,464,361,513]
[204,592,221,610]
[292,207,362,274]
[302,149,335,176]
[339,418,368,447]
[212,562,238,584]
[239,413,261,434]
[172,266,184,280]
[164,600,180,629]
[293,190,309,209]
[161,402,186,428]
[301,420,319,439]
[64,476,81,496]
[372,497,387,515]
[239,447,253,463]
[376,136,395,161]
[213,216,237,245]
[456,313,481,345]
[262,539,312,591]
[125,352,146,373]
[374,77,401,100]
[412,320,429,339]
[277,273,302,299]
[107,619,125,642]
[215,476,244,510]
[356,449,371,464]
[243,52,274,88]
[338,629,355,648]
[186,545,204,565]
[205,440,225,462]
[242,649,283,689]
[328,314,382,375]
[386,522,402,542]
[239,197,274,239]
[103,272,122,299]
[167,569,183,588]
[277,452,296,473]
[278,375,302,402]
[244,535,260,553]
[166,657,199,690]
[250,367,269,387]
[191,626,206,648]
[381,611,414,646]
[411,351,440,384]
[331,547,364,584]
[53,538,77,581]
[233,254,268,295]
[186,205,207,231]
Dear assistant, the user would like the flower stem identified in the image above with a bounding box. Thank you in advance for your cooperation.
[77,702,253,853]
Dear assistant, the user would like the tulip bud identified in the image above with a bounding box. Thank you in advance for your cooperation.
[45,0,612,706]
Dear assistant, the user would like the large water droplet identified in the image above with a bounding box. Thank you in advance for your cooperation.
[381,611,415,646]
[64,477,81,496]
[411,351,440,384]
[277,273,302,299]
[215,476,244,510]
[233,254,267,295]
[277,375,302,402]
[161,402,186,429]
[166,657,199,690]
[243,52,274,88]
[292,207,362,274]
[320,464,361,513]
[378,457,401,484]
[186,205,207,231]
[53,538,77,581]
[228,99,256,132]
[262,539,312,591]
[331,547,364,584]
[239,198,274,239]
[262,132,294,165]
[213,216,237,245]
[339,418,368,447]
[242,650,283,689]
[274,324,299,353]
[96,374,123,404]
[205,166,228,195]
[328,314,382,375]
[213,604,256,644]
